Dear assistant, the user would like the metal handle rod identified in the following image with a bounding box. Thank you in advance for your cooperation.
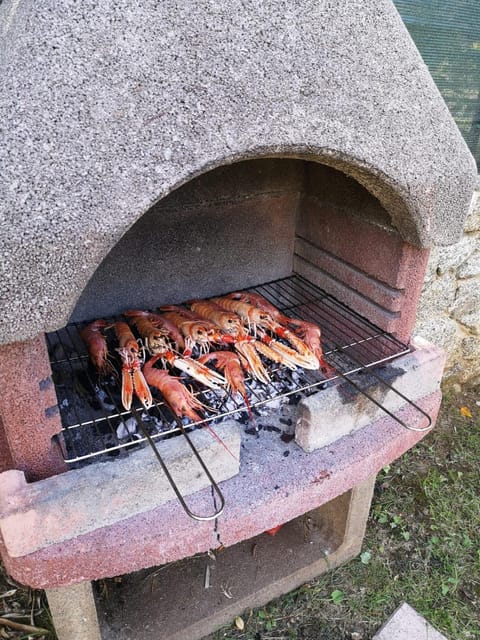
[326,344,433,433]
[131,405,225,521]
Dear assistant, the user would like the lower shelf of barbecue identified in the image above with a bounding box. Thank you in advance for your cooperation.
[96,491,355,640]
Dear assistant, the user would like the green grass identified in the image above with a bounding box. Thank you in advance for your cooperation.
[209,390,480,640]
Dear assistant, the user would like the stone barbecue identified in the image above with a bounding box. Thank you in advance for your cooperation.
[0,1,477,639]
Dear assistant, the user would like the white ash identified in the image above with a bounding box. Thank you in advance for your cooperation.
[116,417,138,439]
[262,396,281,411]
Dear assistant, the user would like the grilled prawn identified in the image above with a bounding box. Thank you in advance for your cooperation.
[216,294,320,369]
[144,356,237,459]
[143,356,206,422]
[198,351,248,401]
[211,296,277,335]
[80,319,115,376]
[123,309,184,352]
[159,305,235,355]
[114,321,152,410]
[188,299,246,338]
[124,311,171,355]
[188,299,272,382]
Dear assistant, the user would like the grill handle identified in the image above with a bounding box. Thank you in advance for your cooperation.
[131,405,225,521]
[327,344,433,433]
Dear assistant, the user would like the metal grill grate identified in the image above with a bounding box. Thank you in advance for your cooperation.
[46,274,412,466]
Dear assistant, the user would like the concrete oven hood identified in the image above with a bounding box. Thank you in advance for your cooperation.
[0,0,477,344]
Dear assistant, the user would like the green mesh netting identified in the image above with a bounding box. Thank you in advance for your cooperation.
[393,0,480,167]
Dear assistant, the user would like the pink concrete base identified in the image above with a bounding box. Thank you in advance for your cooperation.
[0,389,441,589]
[0,335,66,481]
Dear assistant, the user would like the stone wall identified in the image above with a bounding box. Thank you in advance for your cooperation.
[415,180,480,386]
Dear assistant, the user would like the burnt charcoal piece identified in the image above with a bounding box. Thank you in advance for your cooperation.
[283,450,290,457]
[304,380,329,394]
[280,432,295,443]
[261,424,281,433]
[279,417,292,426]
[237,413,251,425]
[245,424,262,436]
[288,393,302,405]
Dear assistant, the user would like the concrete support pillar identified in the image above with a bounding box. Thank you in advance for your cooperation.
[46,581,101,640]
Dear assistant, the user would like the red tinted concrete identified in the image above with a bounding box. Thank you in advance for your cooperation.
[0,335,67,481]
[96,477,375,640]
[295,239,404,311]
[295,201,430,343]
[0,424,13,474]
[0,423,241,558]
[0,389,440,589]
[297,200,428,289]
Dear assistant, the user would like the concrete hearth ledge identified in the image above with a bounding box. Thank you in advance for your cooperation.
[0,389,441,589]
[296,336,444,452]
[0,0,477,343]
[0,422,241,558]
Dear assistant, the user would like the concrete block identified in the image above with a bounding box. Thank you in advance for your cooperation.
[0,335,66,480]
[295,339,444,452]
[373,602,447,640]
[0,421,241,557]
[46,582,101,640]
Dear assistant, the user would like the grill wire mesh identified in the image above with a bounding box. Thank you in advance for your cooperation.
[46,274,410,466]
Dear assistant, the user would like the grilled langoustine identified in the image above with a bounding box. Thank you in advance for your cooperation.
[159,305,235,356]
[220,292,322,370]
[143,355,238,459]
[198,351,247,401]
[114,321,152,411]
[143,355,206,422]
[211,296,277,335]
[124,310,172,355]
[123,309,184,353]
[188,299,246,338]
[80,319,115,376]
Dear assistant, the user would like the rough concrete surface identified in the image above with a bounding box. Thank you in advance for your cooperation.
[0,421,241,557]
[97,477,375,640]
[373,602,447,640]
[46,582,101,640]
[0,0,476,343]
[296,338,444,452]
[0,334,67,480]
